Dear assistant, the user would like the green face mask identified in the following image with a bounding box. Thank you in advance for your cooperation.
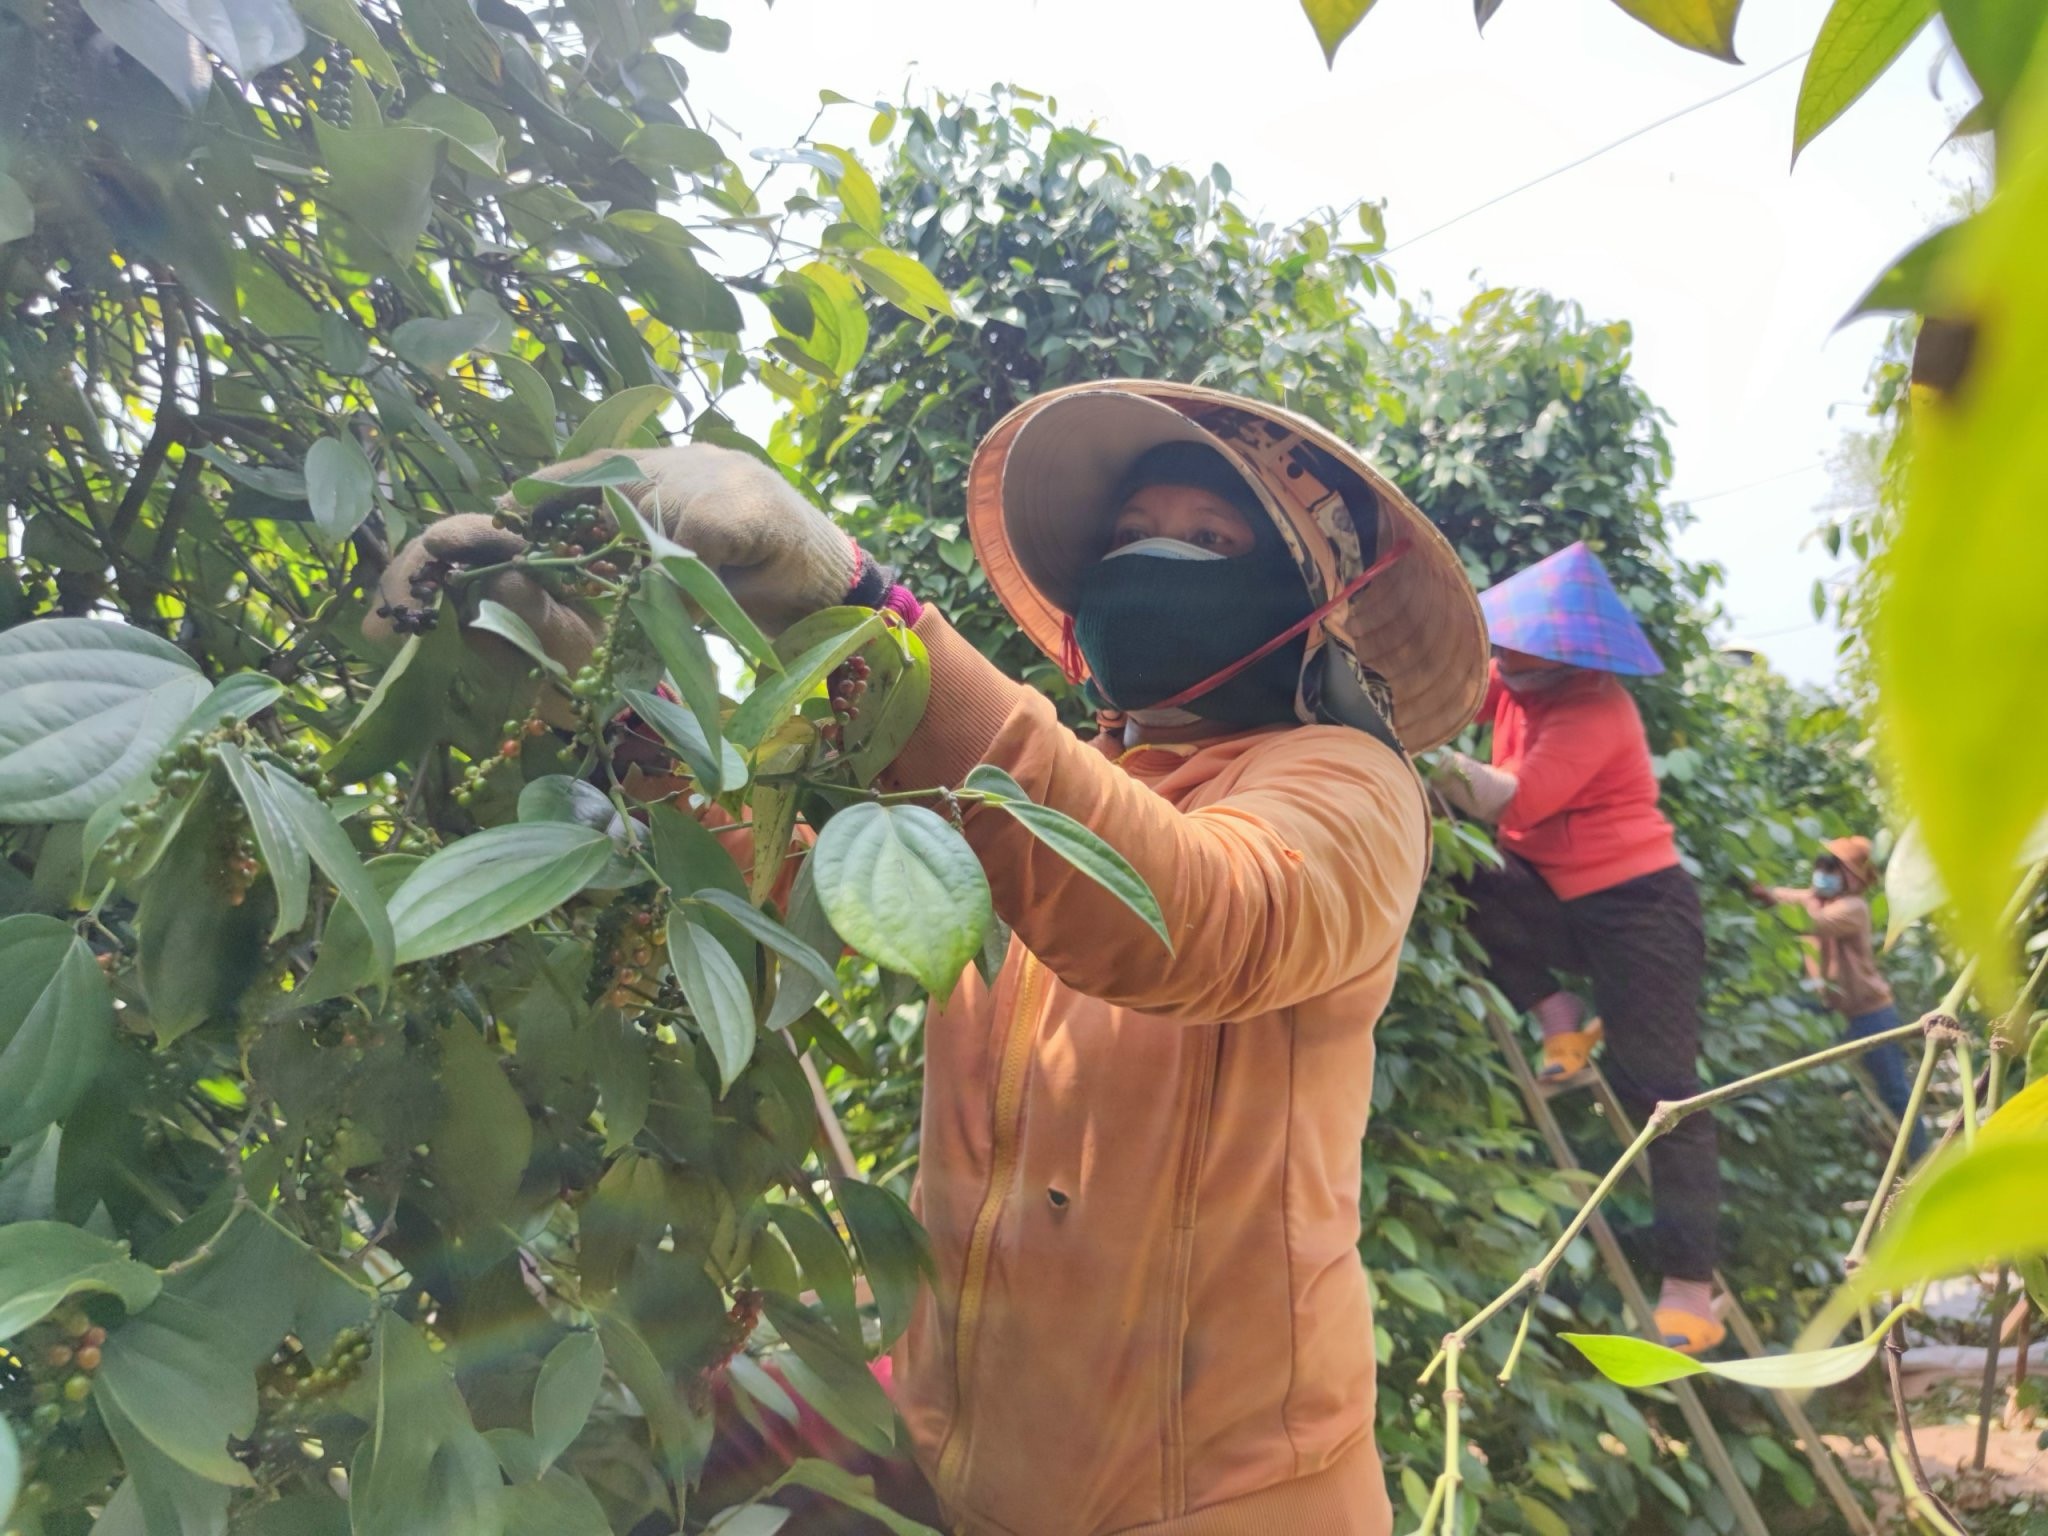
[1071,536,1311,727]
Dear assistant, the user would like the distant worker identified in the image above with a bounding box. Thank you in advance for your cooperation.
[1434,541,1724,1356]
[1751,837,1930,1162]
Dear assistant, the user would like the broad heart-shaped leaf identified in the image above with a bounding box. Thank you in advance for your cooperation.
[261,766,395,990]
[430,1023,534,1229]
[1299,0,1377,62]
[217,743,312,941]
[623,688,749,795]
[0,915,115,1146]
[963,765,1170,949]
[690,888,843,1010]
[760,1293,894,1454]
[560,384,675,459]
[728,607,885,750]
[595,1310,709,1478]
[629,572,724,740]
[530,1330,604,1474]
[0,618,210,823]
[0,1221,160,1337]
[1878,35,2048,1000]
[667,910,757,1093]
[509,451,643,507]
[607,489,780,671]
[1605,0,1742,60]
[472,599,569,682]
[304,434,373,542]
[1794,0,1936,157]
[351,1310,503,1536]
[760,1204,859,1341]
[136,770,266,1043]
[761,1459,943,1536]
[648,801,747,900]
[811,803,991,999]
[387,821,613,964]
[847,247,953,323]
[498,1469,612,1536]
[96,1293,258,1485]
[1562,1317,1896,1391]
[833,1179,932,1349]
[176,671,285,740]
[94,1391,232,1536]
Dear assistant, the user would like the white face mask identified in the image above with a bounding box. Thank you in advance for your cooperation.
[1102,536,1226,564]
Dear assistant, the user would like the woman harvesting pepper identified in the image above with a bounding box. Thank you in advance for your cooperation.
[371,380,1489,1533]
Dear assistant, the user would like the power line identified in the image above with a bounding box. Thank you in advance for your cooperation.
[1382,51,1811,256]
[1675,460,1829,504]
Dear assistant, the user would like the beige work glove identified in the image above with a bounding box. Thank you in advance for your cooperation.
[363,444,857,722]
[1431,750,1518,824]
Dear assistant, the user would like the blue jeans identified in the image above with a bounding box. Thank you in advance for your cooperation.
[1847,1004,1931,1162]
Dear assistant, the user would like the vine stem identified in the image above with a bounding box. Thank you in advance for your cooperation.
[1418,1011,1931,1387]
[1438,1339,1464,1536]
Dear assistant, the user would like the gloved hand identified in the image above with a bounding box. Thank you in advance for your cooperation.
[363,444,862,722]
[1430,749,1518,824]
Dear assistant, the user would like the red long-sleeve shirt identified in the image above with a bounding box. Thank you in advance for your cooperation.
[1482,662,1679,900]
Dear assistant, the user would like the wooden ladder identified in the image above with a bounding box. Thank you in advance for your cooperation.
[1483,1004,1875,1536]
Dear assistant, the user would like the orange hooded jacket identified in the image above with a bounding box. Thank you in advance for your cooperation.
[876,608,1429,1535]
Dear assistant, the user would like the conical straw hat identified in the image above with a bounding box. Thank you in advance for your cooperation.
[965,380,1490,753]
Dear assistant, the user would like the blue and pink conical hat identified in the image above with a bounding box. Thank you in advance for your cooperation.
[1478,541,1664,677]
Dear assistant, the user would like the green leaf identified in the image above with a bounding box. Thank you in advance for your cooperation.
[495,354,558,450]
[324,614,466,782]
[79,0,212,109]
[350,1310,502,1536]
[0,618,211,823]
[217,743,312,941]
[848,247,953,322]
[1794,0,1937,157]
[559,385,674,459]
[430,1022,534,1227]
[820,145,883,236]
[728,608,884,750]
[591,1010,650,1155]
[595,1311,707,1477]
[1984,1070,2048,1141]
[0,1221,160,1337]
[517,774,639,887]
[509,451,643,507]
[292,0,397,83]
[840,623,928,786]
[761,1204,859,1340]
[498,1469,612,1536]
[402,96,506,175]
[1386,1267,1447,1314]
[759,1293,894,1454]
[608,489,781,671]
[690,888,843,1012]
[621,123,725,176]
[1843,220,1968,323]
[811,803,991,1000]
[629,572,724,736]
[136,770,265,1041]
[1880,61,2048,998]
[0,172,32,247]
[388,822,613,964]
[304,434,374,542]
[290,850,408,1008]
[312,121,442,261]
[963,764,1170,949]
[176,671,286,740]
[1563,1311,1900,1390]
[622,688,750,795]
[1299,0,1377,63]
[392,295,516,374]
[1846,1133,2048,1302]
[530,1330,603,1474]
[149,0,305,73]
[1940,0,2048,118]
[96,1293,258,1485]
[1604,0,1743,60]
[474,598,570,681]
[648,801,746,901]
[667,910,757,1092]
[833,1179,931,1348]
[761,1459,943,1536]
[0,915,115,1146]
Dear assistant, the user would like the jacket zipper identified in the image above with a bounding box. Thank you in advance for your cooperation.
[935,949,1050,1505]
[1160,1022,1224,1518]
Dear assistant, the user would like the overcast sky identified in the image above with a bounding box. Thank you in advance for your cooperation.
[689,0,1979,688]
